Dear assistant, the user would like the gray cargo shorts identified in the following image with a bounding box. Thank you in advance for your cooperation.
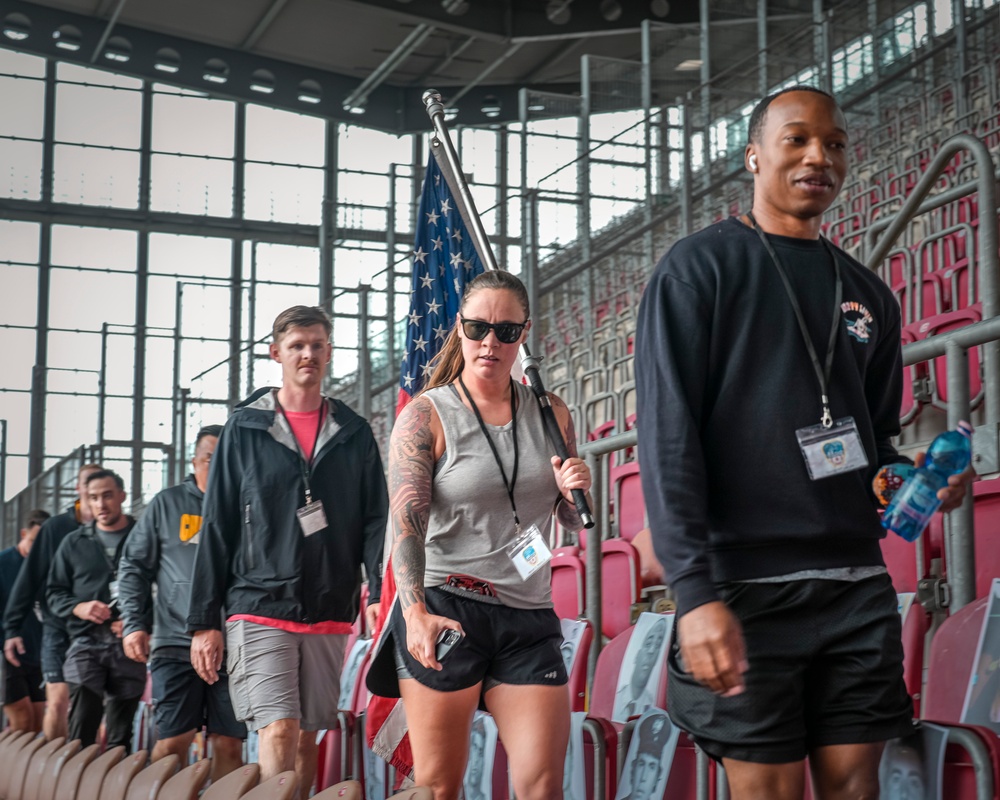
[225,619,347,732]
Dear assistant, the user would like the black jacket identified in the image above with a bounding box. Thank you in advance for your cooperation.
[0,547,42,663]
[47,519,136,640]
[119,475,211,653]
[3,504,82,637]
[186,388,388,632]
[635,219,906,617]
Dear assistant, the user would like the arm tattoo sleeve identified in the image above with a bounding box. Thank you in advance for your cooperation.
[389,399,436,612]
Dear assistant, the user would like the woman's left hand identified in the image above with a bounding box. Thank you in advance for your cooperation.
[551,456,592,503]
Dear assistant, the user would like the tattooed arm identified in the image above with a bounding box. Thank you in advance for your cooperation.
[547,392,593,531]
[389,396,462,669]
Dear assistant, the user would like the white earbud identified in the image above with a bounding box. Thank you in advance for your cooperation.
[748,155,758,171]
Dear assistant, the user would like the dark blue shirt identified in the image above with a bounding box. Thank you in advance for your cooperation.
[0,545,42,665]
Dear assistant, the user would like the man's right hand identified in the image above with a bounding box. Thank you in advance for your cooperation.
[191,629,224,685]
[72,600,111,625]
[123,630,150,663]
[3,636,25,667]
[677,601,748,697]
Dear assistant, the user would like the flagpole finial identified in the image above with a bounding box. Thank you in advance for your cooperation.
[423,90,445,118]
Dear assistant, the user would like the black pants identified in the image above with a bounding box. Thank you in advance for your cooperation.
[68,683,140,752]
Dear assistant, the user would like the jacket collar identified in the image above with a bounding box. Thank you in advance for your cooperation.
[234,387,363,462]
[182,474,204,500]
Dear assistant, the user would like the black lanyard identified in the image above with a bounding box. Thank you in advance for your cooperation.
[458,376,521,532]
[747,211,842,429]
[275,397,326,504]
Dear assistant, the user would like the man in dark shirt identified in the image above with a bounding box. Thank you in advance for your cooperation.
[47,469,145,750]
[635,87,972,798]
[0,508,49,732]
[4,461,101,740]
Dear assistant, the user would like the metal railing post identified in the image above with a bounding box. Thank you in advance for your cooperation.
[585,450,603,686]
[946,339,975,612]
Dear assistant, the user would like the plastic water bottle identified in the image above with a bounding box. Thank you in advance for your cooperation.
[882,421,974,541]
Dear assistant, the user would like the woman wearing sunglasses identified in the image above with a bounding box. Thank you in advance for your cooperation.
[375,270,592,800]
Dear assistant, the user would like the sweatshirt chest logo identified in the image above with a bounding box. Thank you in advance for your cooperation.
[841,301,874,343]
[180,514,202,544]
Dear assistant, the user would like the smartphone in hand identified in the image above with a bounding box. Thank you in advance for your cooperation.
[435,629,463,662]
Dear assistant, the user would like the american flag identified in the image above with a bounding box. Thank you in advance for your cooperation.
[396,153,485,414]
[370,151,485,780]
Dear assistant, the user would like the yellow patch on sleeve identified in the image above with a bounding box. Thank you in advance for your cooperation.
[179,514,203,542]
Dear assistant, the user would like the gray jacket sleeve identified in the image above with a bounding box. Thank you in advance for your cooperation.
[118,500,160,638]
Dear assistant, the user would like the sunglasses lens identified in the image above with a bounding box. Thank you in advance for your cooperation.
[463,321,490,340]
[495,324,521,343]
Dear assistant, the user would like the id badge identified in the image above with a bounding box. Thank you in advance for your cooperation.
[505,524,552,581]
[795,416,869,480]
[296,500,328,536]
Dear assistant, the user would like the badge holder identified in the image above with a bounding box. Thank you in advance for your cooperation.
[795,416,869,480]
[506,524,552,581]
[297,498,328,536]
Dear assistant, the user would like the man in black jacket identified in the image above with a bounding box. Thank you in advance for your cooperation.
[188,305,388,799]
[635,87,972,799]
[119,425,245,782]
[47,469,145,750]
[0,508,49,732]
[4,461,101,740]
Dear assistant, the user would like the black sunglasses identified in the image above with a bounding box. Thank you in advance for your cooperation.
[460,317,528,344]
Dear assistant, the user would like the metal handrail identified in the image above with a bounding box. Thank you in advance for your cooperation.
[944,726,995,800]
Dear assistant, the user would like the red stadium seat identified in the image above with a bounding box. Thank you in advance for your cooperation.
[551,550,586,621]
[899,326,923,426]
[902,603,930,718]
[914,304,983,410]
[880,530,927,594]
[610,461,646,543]
[600,539,641,640]
[973,478,1000,599]
[566,621,594,713]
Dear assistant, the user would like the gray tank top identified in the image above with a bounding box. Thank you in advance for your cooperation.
[423,381,559,609]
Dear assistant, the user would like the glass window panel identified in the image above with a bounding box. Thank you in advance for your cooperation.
[49,269,136,331]
[526,136,578,193]
[46,369,98,395]
[469,184,498,236]
[335,248,385,287]
[179,284,231,340]
[47,331,101,372]
[53,145,140,208]
[152,83,207,97]
[253,243,319,285]
[152,93,235,157]
[55,83,141,148]
[105,333,136,396]
[333,318,359,350]
[146,275,178,330]
[0,139,42,200]
[251,354,283,390]
[144,336,175,398]
[101,397,133,442]
[246,104,325,167]
[57,63,141,89]
[140,452,169,504]
[337,171,389,208]
[0,392,29,453]
[537,200,579,248]
[244,163,323,224]
[0,329,34,390]
[506,197,522,238]
[591,163,645,201]
[0,220,39,263]
[150,154,234,216]
[331,349,358,379]
[339,125,411,175]
[334,291,359,316]
[3,456,27,501]
[149,233,231,278]
[0,265,37,327]
[0,47,45,78]
[51,226,136,271]
[530,118,578,137]
[460,128,497,182]
[181,340,231,399]
[143,399,172,442]
[45,394,99,456]
[507,130,522,187]
[0,75,44,138]
[253,285,320,340]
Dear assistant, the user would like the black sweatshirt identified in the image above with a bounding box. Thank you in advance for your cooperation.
[635,217,907,617]
[3,504,81,637]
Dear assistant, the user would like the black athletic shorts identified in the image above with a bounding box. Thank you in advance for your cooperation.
[667,573,915,764]
[3,660,44,705]
[392,587,567,695]
[41,625,70,685]
[151,649,246,740]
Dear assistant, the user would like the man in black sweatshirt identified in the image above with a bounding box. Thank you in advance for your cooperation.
[47,469,145,750]
[635,87,972,799]
[3,461,101,740]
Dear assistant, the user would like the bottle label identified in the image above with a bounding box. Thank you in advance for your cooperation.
[795,416,869,481]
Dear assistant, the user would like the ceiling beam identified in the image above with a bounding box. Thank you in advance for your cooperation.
[446,41,524,107]
[89,0,128,63]
[342,23,437,111]
[241,0,290,50]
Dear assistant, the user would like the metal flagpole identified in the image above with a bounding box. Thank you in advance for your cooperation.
[423,90,595,529]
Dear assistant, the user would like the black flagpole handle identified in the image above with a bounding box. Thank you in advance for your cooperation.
[522,357,596,530]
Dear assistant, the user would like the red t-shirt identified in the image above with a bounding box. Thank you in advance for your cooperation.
[283,406,323,463]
